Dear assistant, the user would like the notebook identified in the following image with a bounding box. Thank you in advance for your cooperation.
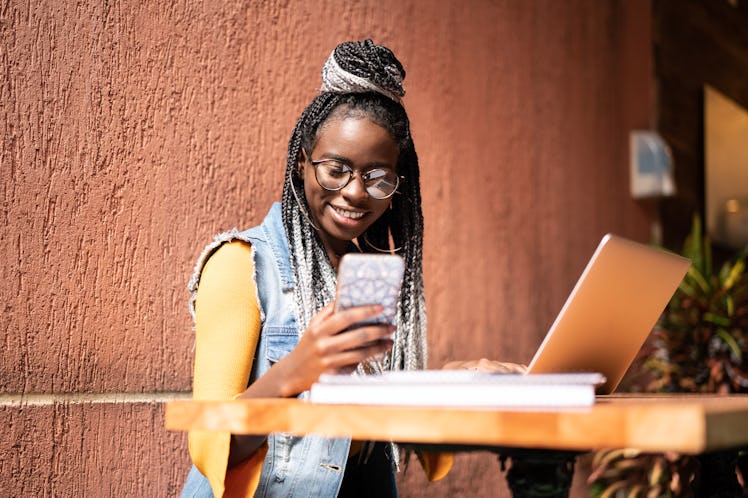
[310,370,605,408]
[526,234,691,394]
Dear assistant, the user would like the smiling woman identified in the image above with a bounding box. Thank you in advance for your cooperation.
[179,40,446,498]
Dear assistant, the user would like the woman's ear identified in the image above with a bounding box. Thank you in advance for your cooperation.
[296,150,306,177]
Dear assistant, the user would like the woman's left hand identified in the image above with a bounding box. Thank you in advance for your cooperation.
[441,358,527,374]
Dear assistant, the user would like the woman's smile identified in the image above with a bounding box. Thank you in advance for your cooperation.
[329,204,369,223]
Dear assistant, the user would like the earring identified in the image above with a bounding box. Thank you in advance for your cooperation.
[289,176,321,231]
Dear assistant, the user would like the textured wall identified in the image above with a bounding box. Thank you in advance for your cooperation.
[1,0,653,496]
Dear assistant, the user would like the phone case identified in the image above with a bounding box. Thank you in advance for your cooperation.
[335,253,405,327]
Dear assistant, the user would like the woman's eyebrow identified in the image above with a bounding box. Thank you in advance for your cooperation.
[316,152,349,162]
[316,152,395,169]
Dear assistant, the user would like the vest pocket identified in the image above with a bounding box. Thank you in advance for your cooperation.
[264,326,298,364]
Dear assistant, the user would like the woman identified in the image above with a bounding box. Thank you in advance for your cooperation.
[180,40,449,498]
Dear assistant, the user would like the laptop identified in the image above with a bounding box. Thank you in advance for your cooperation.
[526,234,691,394]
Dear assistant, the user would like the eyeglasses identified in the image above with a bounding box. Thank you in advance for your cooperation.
[308,158,401,200]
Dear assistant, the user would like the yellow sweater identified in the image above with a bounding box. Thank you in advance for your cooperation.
[188,241,452,497]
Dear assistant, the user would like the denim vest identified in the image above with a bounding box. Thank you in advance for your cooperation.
[181,203,352,498]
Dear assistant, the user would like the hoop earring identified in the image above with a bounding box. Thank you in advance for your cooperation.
[362,231,402,254]
[289,177,321,231]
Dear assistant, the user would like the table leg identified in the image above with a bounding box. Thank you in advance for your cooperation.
[502,450,577,498]
[695,449,743,498]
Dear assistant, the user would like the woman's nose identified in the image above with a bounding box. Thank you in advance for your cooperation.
[341,172,368,200]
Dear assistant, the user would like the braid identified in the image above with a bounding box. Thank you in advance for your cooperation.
[282,93,342,329]
[362,141,425,370]
[333,40,406,99]
[282,41,426,372]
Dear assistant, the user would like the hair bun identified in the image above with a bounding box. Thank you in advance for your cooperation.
[320,39,406,102]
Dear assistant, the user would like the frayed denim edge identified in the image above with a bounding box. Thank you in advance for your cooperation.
[187,229,265,350]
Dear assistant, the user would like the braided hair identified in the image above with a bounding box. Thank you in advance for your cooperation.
[281,40,426,372]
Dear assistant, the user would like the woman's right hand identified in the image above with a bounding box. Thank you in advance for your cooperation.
[287,302,395,391]
[230,302,392,463]
[255,302,394,398]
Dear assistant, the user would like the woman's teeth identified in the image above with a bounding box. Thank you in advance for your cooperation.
[332,206,365,220]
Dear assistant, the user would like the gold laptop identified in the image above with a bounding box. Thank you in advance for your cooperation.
[526,234,691,394]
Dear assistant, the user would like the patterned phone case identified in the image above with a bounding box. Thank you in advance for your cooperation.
[335,254,405,327]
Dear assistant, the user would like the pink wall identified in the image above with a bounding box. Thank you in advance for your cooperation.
[1,0,652,495]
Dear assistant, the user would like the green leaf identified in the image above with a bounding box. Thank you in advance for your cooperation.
[686,266,711,295]
[716,328,742,362]
[722,259,745,291]
[703,312,731,327]
[678,280,699,298]
[719,260,732,283]
[725,295,734,317]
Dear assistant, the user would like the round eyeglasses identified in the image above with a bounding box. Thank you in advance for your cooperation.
[309,158,401,200]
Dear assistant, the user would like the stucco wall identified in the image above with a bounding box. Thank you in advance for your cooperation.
[1,0,652,496]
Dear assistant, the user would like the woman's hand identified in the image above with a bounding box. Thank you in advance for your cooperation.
[229,303,393,465]
[442,358,527,374]
[290,302,395,384]
[238,302,393,398]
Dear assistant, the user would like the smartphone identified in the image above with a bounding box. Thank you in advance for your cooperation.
[334,253,405,330]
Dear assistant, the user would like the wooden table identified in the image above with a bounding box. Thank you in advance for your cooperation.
[166,394,748,497]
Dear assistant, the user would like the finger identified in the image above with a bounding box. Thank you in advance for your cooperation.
[475,360,527,374]
[324,339,394,371]
[326,304,385,332]
[500,362,527,374]
[477,358,500,372]
[332,365,359,375]
[332,325,396,352]
[440,359,526,373]
[308,302,335,327]
[306,303,343,339]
